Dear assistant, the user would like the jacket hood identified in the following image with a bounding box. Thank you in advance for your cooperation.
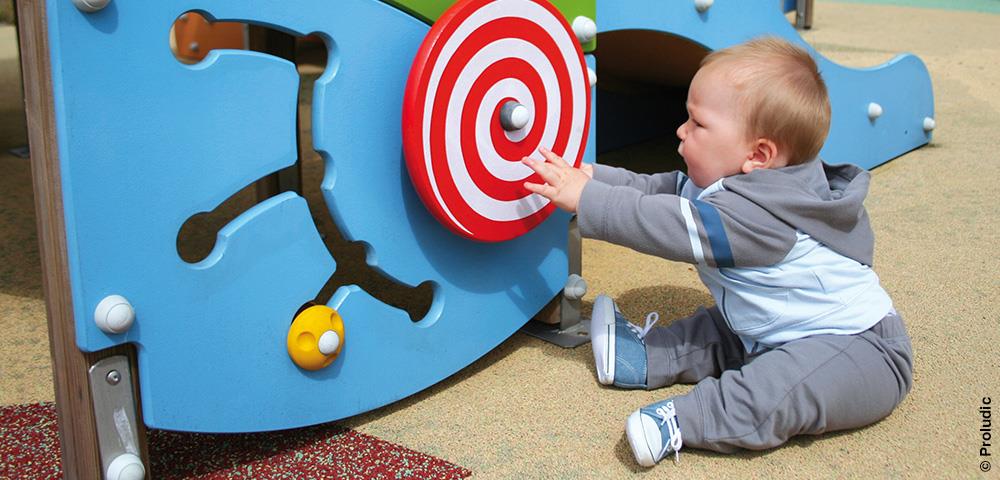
[721,158,876,266]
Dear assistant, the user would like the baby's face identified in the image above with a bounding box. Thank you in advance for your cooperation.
[676,65,753,188]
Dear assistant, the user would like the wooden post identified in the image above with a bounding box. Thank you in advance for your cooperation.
[15,2,149,478]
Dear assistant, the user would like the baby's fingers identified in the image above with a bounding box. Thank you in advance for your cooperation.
[523,181,555,199]
[522,157,556,182]
[538,146,570,167]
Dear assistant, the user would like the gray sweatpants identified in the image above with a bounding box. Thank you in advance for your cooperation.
[643,307,913,453]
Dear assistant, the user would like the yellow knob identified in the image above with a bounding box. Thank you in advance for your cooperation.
[287,305,345,371]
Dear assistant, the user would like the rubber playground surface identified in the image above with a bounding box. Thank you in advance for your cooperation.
[1,1,998,477]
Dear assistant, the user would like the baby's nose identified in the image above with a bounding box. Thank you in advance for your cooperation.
[676,122,686,140]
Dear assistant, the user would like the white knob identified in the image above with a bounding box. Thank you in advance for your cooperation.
[107,453,145,480]
[572,16,597,44]
[500,101,531,131]
[695,0,714,13]
[923,116,936,132]
[318,330,341,355]
[72,0,111,13]
[587,67,597,88]
[94,295,135,334]
[867,102,883,120]
[563,274,588,300]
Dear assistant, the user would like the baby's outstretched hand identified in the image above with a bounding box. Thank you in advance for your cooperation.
[522,147,590,213]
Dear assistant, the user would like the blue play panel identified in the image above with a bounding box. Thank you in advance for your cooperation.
[597,0,934,169]
[48,0,594,432]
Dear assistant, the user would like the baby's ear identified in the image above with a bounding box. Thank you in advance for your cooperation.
[742,138,782,173]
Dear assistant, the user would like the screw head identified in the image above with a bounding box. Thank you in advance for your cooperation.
[107,453,145,480]
[499,101,531,131]
[94,295,136,334]
[867,102,883,120]
[72,0,111,13]
[571,16,598,44]
[318,330,341,356]
[106,370,121,385]
[923,116,936,132]
[564,273,588,300]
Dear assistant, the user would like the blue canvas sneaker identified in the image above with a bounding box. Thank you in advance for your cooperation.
[626,398,683,467]
[590,294,659,388]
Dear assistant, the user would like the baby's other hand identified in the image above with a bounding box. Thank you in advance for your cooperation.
[522,147,590,213]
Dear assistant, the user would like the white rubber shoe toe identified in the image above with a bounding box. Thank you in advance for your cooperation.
[625,410,661,468]
[590,295,616,385]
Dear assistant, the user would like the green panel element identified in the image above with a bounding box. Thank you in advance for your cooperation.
[381,0,451,23]
[382,0,597,51]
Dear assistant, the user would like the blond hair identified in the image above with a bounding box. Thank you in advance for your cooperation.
[700,37,830,166]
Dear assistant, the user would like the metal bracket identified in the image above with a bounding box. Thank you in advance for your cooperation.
[520,216,591,348]
[88,355,145,480]
[519,309,590,348]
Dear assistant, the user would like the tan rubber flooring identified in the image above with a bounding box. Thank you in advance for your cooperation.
[2,2,999,477]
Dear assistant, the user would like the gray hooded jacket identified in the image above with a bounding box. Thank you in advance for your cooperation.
[578,159,892,351]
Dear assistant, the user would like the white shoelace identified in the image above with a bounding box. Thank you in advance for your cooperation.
[626,312,660,340]
[654,401,683,464]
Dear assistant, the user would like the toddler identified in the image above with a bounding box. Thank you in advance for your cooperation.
[523,37,913,466]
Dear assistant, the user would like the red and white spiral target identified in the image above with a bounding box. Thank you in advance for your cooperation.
[403,0,591,242]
